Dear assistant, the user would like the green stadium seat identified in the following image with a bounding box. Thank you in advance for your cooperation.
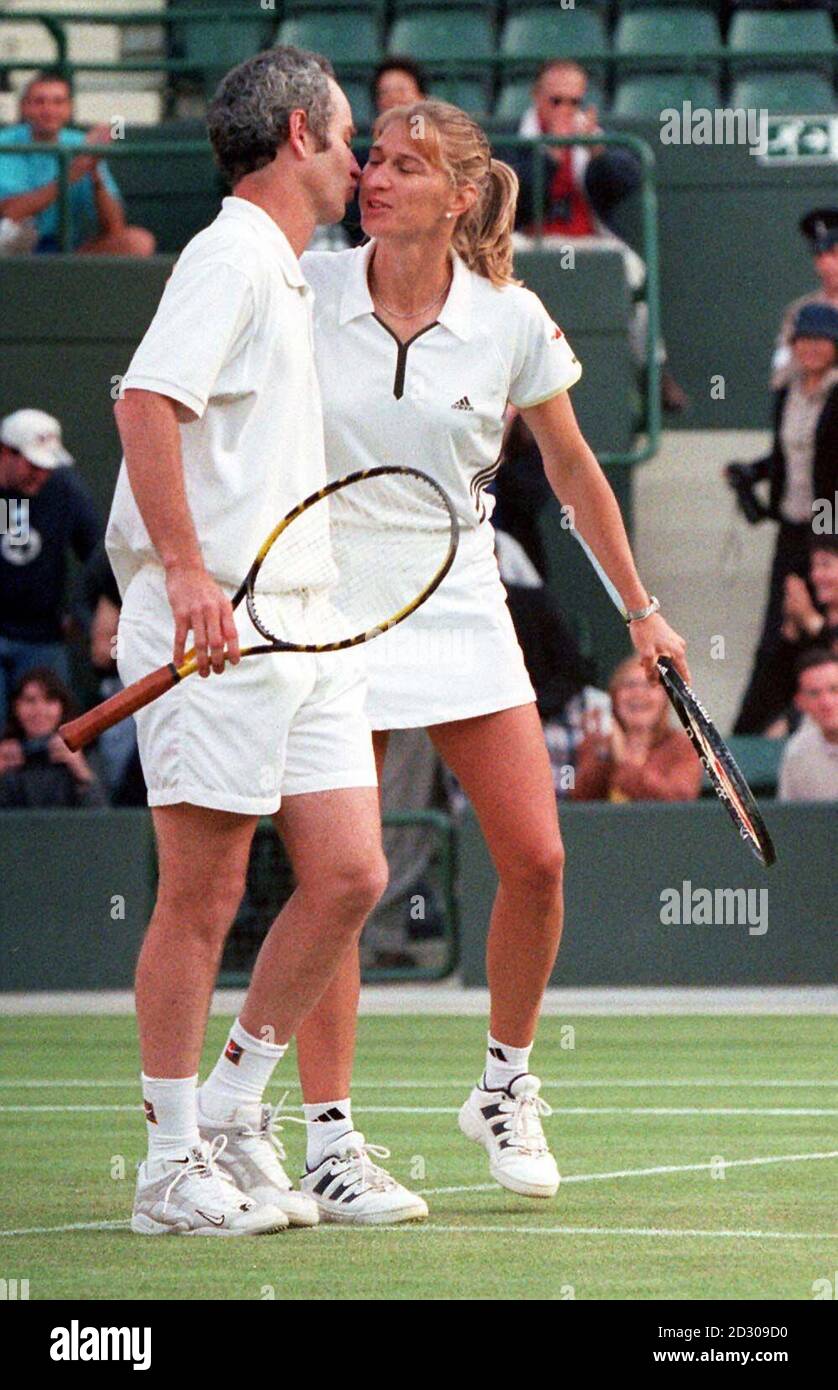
[390,0,493,9]
[285,0,385,8]
[119,119,223,254]
[431,77,491,119]
[387,12,494,63]
[278,10,381,66]
[490,75,606,131]
[341,79,374,129]
[500,8,609,75]
[613,10,721,74]
[731,71,837,116]
[169,0,275,95]
[727,11,835,76]
[719,737,786,797]
[617,0,720,7]
[612,73,720,118]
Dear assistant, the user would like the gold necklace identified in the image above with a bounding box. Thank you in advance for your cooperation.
[370,268,452,320]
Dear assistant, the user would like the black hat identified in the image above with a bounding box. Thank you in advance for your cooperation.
[791,301,838,345]
[800,208,838,254]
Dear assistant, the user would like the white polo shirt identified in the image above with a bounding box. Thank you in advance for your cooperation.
[106,196,325,595]
[302,241,582,566]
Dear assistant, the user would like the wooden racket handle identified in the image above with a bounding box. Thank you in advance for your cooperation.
[59,660,184,751]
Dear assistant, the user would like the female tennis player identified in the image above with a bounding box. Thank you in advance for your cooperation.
[288,101,690,1221]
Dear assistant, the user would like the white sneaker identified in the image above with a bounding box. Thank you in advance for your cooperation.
[196,1099,319,1228]
[131,1136,289,1235]
[459,1073,560,1198]
[300,1130,429,1225]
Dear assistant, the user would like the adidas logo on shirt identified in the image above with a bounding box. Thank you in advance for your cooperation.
[451,396,473,411]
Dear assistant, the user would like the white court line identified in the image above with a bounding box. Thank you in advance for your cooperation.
[0,1078,836,1090]
[0,1218,834,1241]
[341,1226,838,1240]
[418,1149,838,1195]
[3,1103,838,1116]
[2,1153,836,1241]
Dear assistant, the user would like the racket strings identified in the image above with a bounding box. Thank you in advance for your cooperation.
[249,470,457,649]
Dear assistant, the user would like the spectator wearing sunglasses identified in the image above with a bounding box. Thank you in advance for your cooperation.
[512,60,688,414]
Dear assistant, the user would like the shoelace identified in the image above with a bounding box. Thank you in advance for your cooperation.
[503,1091,552,1157]
[162,1134,241,1214]
[333,1139,396,1193]
[235,1097,295,1165]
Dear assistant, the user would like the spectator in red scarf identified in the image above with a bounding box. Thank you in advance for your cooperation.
[512,60,688,414]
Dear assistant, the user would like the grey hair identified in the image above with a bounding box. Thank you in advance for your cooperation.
[207,46,335,186]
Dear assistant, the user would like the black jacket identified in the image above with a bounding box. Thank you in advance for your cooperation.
[0,747,106,808]
[506,143,641,235]
[753,382,838,521]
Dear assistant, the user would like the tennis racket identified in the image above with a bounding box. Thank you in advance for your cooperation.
[60,466,459,752]
[572,530,777,868]
[654,657,776,867]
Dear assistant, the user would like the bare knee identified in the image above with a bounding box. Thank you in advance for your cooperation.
[500,840,565,902]
[307,852,389,922]
[155,872,247,945]
[124,226,156,256]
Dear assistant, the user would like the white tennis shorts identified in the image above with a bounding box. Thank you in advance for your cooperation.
[117,565,377,815]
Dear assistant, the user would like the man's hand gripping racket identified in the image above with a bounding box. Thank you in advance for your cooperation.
[60,466,459,752]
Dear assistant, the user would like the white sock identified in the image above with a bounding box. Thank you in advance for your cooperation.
[141,1073,200,1163]
[482,1034,533,1092]
[197,1019,288,1122]
[303,1098,353,1170]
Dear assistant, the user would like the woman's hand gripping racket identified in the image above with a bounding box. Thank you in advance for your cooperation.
[572,531,777,868]
[60,466,459,752]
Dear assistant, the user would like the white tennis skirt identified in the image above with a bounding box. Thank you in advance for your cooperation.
[363,532,536,731]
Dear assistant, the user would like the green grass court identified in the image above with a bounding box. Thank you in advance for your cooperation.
[1,1013,836,1301]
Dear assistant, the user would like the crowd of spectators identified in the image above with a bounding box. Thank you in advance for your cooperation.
[726,207,838,799]
[0,407,144,810]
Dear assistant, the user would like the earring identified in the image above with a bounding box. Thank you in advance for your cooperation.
[446,212,454,220]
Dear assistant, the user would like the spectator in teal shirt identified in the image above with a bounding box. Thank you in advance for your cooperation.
[0,70,155,254]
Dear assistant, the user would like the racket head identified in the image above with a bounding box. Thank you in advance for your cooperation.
[656,657,777,868]
[243,466,459,652]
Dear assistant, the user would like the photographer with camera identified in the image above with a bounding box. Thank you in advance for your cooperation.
[729,302,838,734]
[0,666,105,808]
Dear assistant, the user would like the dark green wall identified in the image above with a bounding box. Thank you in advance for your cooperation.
[0,809,156,991]
[459,800,835,986]
[609,118,838,430]
[0,803,832,990]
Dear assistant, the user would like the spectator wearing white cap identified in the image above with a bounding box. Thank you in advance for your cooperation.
[0,408,101,731]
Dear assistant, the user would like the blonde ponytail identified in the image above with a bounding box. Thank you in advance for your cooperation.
[453,156,519,286]
[373,100,520,287]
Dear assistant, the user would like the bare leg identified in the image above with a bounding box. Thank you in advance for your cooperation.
[429,704,563,1046]
[240,784,387,1047]
[78,226,156,255]
[137,804,257,1077]
[295,733,389,1102]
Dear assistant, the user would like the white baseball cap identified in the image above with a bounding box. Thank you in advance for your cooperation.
[0,408,74,469]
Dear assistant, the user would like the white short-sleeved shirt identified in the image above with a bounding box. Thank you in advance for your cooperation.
[106,197,325,595]
[302,241,581,567]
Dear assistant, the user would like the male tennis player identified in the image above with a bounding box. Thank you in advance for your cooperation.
[105,48,394,1236]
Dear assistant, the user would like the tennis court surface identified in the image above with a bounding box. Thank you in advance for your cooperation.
[2,1010,836,1301]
